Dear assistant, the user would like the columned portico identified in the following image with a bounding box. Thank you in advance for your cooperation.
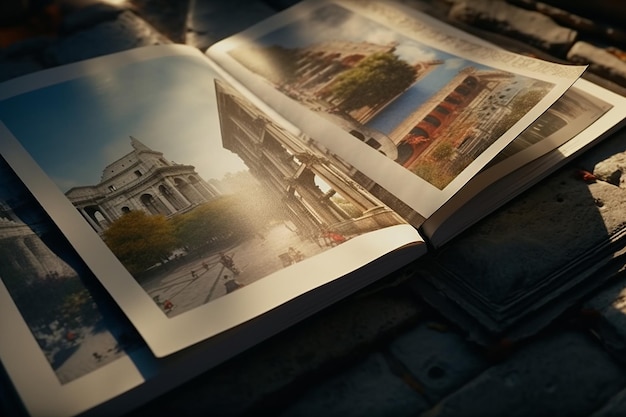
[65,137,220,233]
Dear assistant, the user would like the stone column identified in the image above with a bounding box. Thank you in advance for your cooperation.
[309,162,379,214]
[78,207,103,233]
[164,178,192,208]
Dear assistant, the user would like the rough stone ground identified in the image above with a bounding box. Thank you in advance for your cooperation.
[2,1,626,416]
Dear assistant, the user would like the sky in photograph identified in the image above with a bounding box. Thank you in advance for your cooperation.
[253,3,506,133]
[0,54,247,192]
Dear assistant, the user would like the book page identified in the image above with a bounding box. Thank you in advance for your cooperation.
[422,77,626,246]
[0,44,425,358]
[483,81,614,170]
[207,0,586,219]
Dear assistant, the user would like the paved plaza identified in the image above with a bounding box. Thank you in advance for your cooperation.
[141,222,329,317]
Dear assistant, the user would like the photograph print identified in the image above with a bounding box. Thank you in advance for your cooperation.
[226,2,555,189]
[0,156,142,385]
[0,52,408,320]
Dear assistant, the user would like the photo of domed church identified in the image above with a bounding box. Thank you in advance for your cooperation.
[0,50,412,320]
[65,137,220,234]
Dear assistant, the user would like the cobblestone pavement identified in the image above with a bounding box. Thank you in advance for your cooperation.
[2,1,626,416]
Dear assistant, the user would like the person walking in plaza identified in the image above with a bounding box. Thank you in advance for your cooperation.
[219,251,240,275]
[223,274,243,293]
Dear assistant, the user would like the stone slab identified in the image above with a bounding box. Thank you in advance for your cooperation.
[411,130,626,339]
[591,388,626,417]
[583,273,626,359]
[448,0,577,55]
[389,322,489,402]
[185,0,276,50]
[60,2,126,34]
[125,0,190,43]
[45,10,169,66]
[422,331,626,417]
[126,284,422,416]
[279,353,429,417]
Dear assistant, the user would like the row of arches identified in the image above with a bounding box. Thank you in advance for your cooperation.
[396,75,482,166]
[79,175,216,233]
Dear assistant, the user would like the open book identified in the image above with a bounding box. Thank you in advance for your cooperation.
[1,1,625,415]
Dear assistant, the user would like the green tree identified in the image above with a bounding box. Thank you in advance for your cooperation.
[103,211,179,276]
[329,52,417,112]
[431,142,454,160]
[170,195,249,252]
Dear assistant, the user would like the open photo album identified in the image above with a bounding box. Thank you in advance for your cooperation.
[1,1,625,415]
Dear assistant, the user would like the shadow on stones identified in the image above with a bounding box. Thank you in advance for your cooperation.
[412,129,626,343]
